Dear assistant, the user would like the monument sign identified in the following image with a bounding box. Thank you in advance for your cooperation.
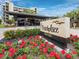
[40,17,70,38]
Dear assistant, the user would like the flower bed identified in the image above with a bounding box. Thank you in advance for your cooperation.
[70,34,79,56]
[0,35,78,59]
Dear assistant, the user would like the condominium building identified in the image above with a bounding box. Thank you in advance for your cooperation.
[3,1,37,22]
[3,1,14,21]
[14,6,37,14]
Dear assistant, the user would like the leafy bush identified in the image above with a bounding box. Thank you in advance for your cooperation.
[74,41,79,56]
[23,47,30,54]
[27,55,33,59]
[4,30,15,39]
[0,43,5,49]
[4,29,40,39]
[39,55,47,59]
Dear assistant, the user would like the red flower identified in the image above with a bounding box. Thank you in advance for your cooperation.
[0,53,4,58]
[28,36,33,40]
[20,40,26,48]
[70,34,73,37]
[40,43,45,47]
[49,44,55,48]
[40,49,42,52]
[9,53,14,57]
[30,41,33,45]
[66,54,72,59]
[2,49,5,53]
[43,48,48,53]
[39,45,42,49]
[17,55,22,59]
[71,35,78,40]
[72,50,77,54]
[34,35,40,39]
[61,50,66,54]
[31,46,35,49]
[34,43,38,47]
[49,51,56,57]
[55,53,60,59]
[9,48,16,53]
[5,42,12,47]
[45,42,48,45]
[22,54,27,59]
[9,48,16,57]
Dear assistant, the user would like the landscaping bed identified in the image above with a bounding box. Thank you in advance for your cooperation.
[0,35,78,59]
[0,29,78,59]
[4,29,40,40]
[69,34,79,56]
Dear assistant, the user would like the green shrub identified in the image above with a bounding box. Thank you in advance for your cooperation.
[0,43,6,49]
[4,29,40,39]
[39,55,47,59]
[15,29,25,38]
[74,41,79,56]
[0,49,2,53]
[23,47,30,54]
[31,47,39,55]
[31,29,40,36]
[16,49,24,55]
[27,55,33,59]
[25,29,31,37]
[4,30,15,39]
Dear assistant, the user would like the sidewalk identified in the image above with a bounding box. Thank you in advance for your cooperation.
[0,34,4,40]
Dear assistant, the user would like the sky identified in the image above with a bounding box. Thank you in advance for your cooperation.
[0,0,79,17]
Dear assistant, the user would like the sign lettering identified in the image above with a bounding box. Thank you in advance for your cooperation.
[41,25,59,33]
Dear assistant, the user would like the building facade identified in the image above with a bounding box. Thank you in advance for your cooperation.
[3,1,37,23]
[3,1,14,21]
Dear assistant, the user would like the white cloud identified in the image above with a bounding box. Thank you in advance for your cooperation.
[37,3,79,16]
[37,8,46,11]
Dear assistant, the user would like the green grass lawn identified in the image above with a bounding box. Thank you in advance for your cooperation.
[0,24,5,28]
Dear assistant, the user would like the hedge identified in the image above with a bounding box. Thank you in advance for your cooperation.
[4,29,40,39]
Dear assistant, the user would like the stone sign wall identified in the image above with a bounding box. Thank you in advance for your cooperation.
[40,17,70,38]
